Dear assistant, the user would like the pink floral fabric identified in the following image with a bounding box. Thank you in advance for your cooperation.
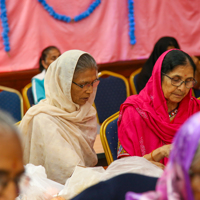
[126,112,200,200]
[118,50,200,165]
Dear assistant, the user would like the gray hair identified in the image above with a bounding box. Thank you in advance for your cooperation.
[0,110,20,139]
[73,54,97,79]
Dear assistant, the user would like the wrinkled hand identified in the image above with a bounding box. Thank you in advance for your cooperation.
[161,144,171,158]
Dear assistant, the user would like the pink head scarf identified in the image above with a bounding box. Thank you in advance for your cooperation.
[118,49,200,164]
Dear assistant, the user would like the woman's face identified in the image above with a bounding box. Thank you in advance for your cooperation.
[161,63,194,104]
[71,68,98,106]
[190,159,200,200]
[42,48,61,69]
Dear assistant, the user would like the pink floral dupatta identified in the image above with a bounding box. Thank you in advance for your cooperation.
[118,50,200,164]
[126,112,200,200]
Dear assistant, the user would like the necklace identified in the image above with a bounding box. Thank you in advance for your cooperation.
[168,107,178,118]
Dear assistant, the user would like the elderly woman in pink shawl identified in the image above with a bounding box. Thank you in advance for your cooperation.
[19,50,100,184]
[118,49,200,169]
[126,111,200,200]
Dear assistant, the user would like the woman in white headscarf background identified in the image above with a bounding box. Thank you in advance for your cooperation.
[19,50,100,184]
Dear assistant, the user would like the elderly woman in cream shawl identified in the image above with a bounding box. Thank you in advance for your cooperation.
[19,50,99,184]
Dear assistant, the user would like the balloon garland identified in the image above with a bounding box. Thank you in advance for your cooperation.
[0,0,10,52]
[38,0,101,22]
[128,0,136,45]
[0,0,136,52]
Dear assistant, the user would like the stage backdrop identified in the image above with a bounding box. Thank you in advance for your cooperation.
[0,0,200,72]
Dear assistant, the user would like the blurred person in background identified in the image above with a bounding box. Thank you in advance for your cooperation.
[192,56,200,98]
[137,36,180,93]
[32,46,61,104]
[0,111,24,200]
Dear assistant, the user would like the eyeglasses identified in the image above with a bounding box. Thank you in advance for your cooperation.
[0,172,30,195]
[162,73,197,89]
[72,79,100,90]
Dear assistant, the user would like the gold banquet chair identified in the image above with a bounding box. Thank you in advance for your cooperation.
[94,71,130,125]
[100,112,119,165]
[0,86,23,122]
[129,68,142,95]
[22,83,34,110]
[15,121,21,126]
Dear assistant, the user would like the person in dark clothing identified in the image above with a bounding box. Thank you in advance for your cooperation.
[136,36,180,93]
[71,173,158,200]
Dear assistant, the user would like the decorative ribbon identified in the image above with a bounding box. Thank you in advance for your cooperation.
[0,1,136,52]
[38,0,101,22]
[0,0,10,52]
[128,0,136,45]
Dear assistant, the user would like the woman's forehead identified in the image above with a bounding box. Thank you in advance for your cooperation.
[73,68,97,81]
[0,136,23,174]
[0,135,22,158]
[167,64,194,76]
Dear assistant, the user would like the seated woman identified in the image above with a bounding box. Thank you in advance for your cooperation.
[32,46,61,104]
[136,36,180,93]
[118,49,200,168]
[19,50,100,184]
[126,111,200,200]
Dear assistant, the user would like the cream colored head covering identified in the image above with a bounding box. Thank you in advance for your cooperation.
[45,50,96,113]
[19,50,98,184]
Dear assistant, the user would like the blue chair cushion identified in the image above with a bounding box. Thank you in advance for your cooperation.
[194,89,200,98]
[105,117,118,161]
[27,86,34,106]
[0,91,21,122]
[95,76,127,124]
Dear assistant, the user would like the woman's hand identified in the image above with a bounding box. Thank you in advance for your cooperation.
[143,144,172,163]
[160,144,171,158]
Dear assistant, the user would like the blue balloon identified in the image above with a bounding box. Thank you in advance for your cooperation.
[5,46,10,52]
[57,15,62,20]
[128,0,136,45]
[0,0,101,52]
[3,26,9,32]
[88,7,93,13]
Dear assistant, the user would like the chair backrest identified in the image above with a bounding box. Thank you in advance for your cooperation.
[129,68,142,94]
[0,86,24,122]
[94,71,129,124]
[22,83,34,110]
[100,112,119,165]
[193,88,200,98]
